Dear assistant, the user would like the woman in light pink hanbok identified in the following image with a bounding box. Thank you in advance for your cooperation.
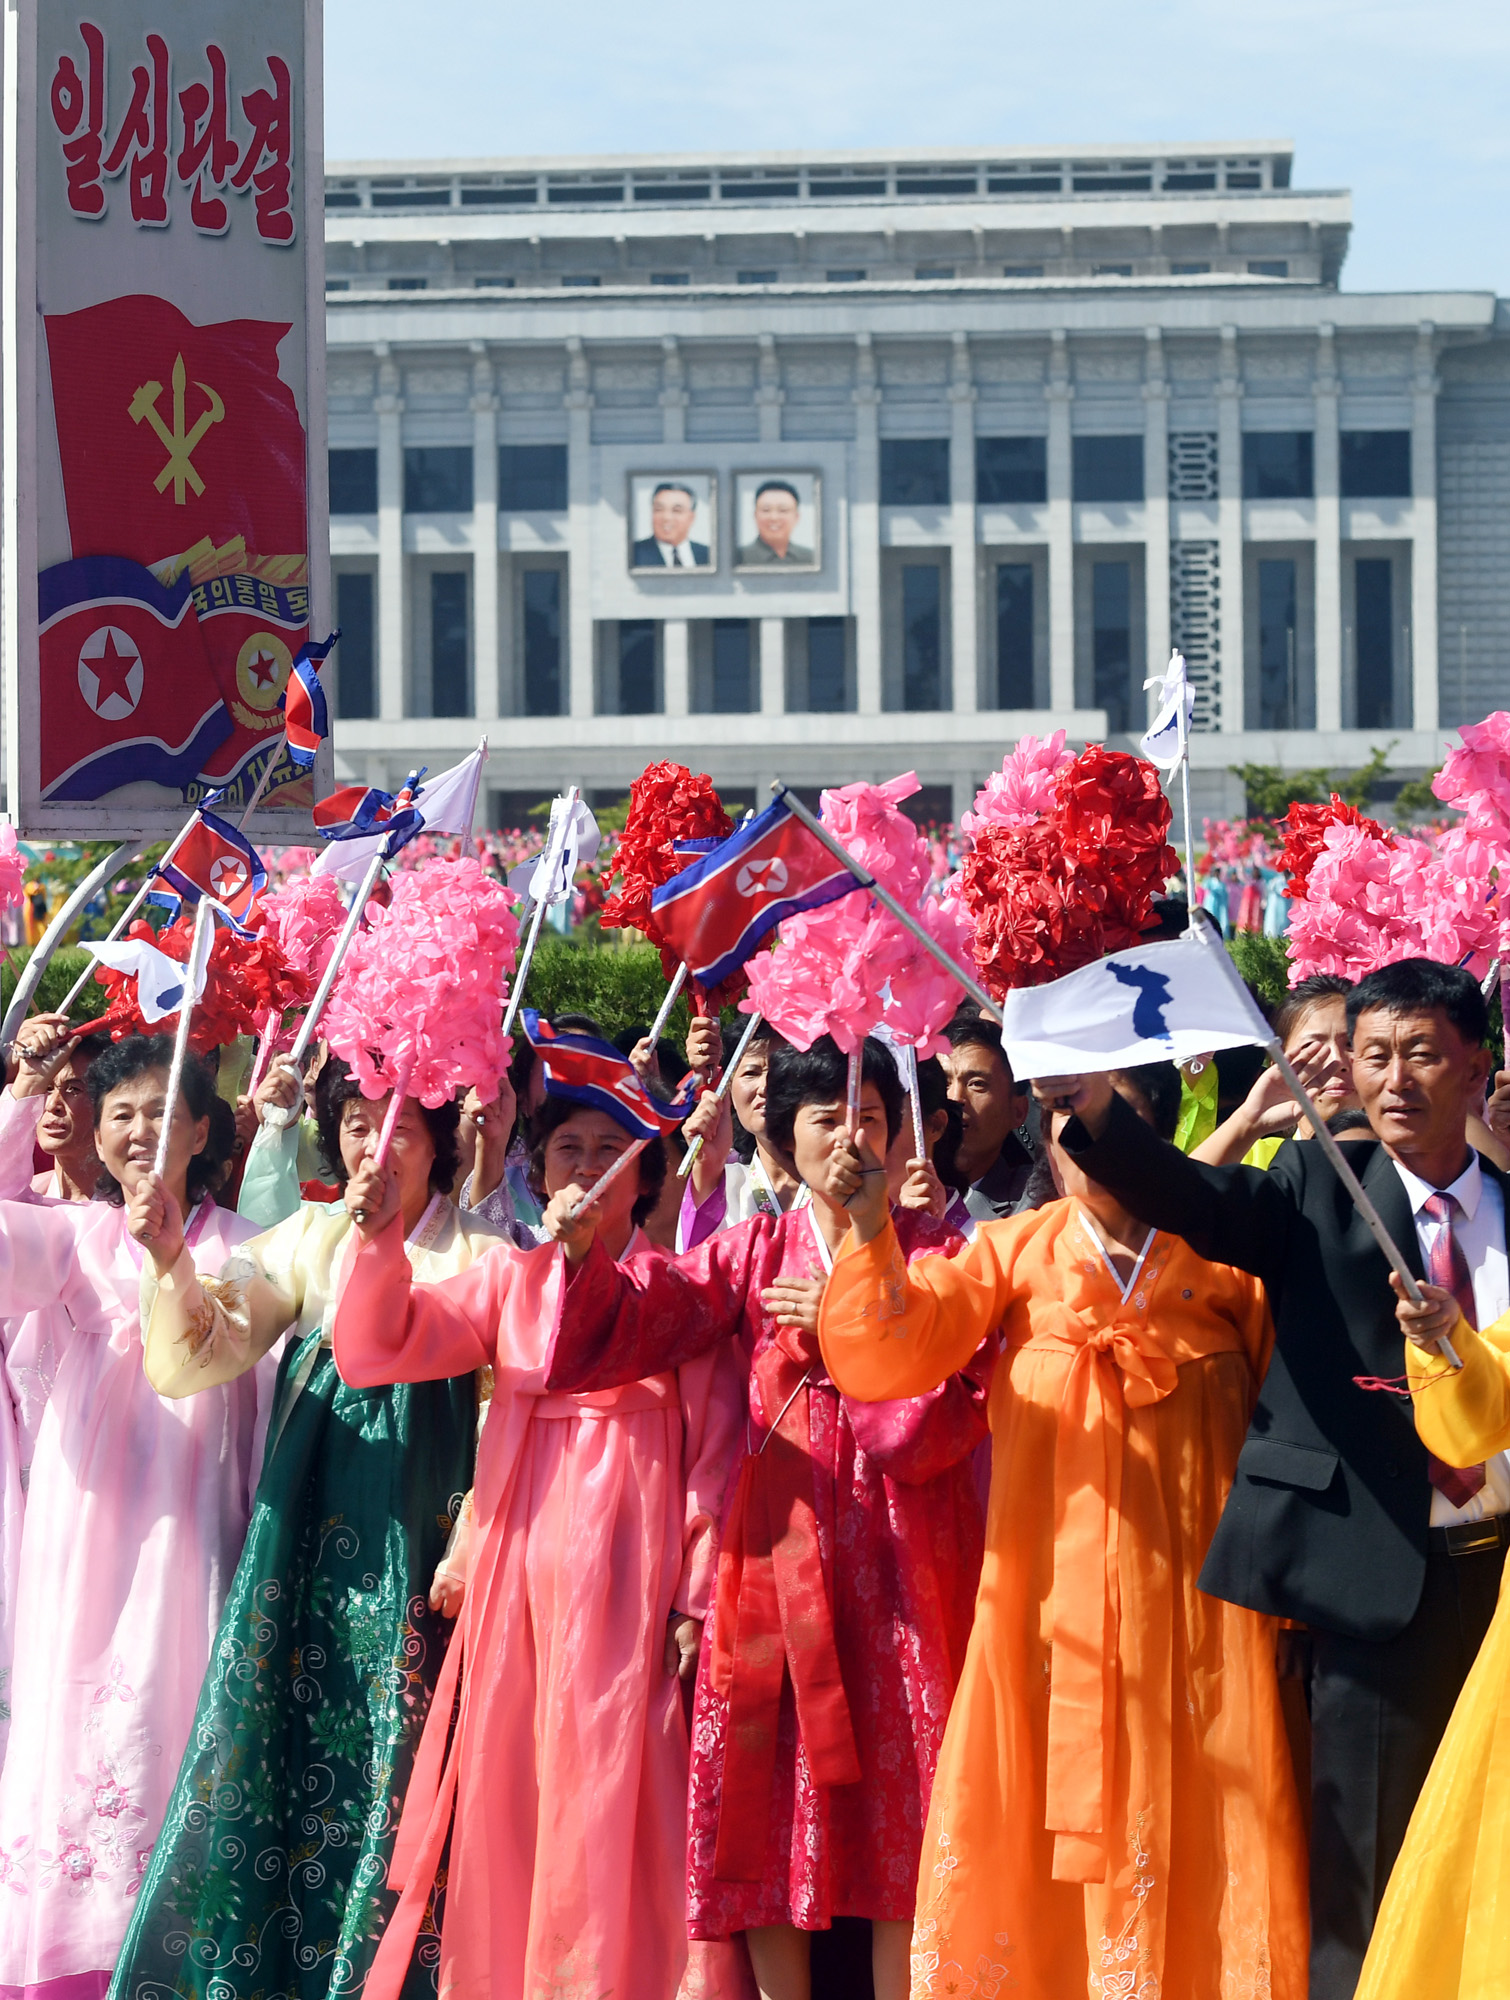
[0,1033,271,2000]
[332,1087,744,2000]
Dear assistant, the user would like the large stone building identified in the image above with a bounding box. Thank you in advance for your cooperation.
[322,141,1510,824]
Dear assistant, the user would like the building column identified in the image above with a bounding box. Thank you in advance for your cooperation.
[949,333,978,714]
[852,334,883,716]
[564,337,595,720]
[1314,323,1343,732]
[757,335,784,445]
[1046,330,1075,712]
[1411,321,1441,731]
[374,343,406,721]
[759,617,785,715]
[661,337,689,446]
[1217,326,1246,733]
[1143,327,1171,716]
[470,343,500,721]
[663,619,689,717]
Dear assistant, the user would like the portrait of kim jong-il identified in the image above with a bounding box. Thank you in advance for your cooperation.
[734,473,820,570]
[629,475,716,571]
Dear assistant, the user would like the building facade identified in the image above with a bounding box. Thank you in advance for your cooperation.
[322,143,1510,824]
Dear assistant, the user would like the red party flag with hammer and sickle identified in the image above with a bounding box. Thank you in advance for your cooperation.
[43,293,307,565]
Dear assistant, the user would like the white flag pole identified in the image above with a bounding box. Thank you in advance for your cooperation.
[678,1009,764,1180]
[152,896,216,1180]
[772,782,1000,1020]
[1174,655,1199,926]
[501,786,579,1044]
[566,1136,650,1223]
[646,962,689,1047]
[284,850,387,1072]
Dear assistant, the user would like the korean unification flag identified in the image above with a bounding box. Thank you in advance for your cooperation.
[1139,651,1195,771]
[1000,933,1273,1082]
[507,794,600,907]
[91,936,210,1024]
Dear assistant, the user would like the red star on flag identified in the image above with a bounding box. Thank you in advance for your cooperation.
[246,650,280,689]
[86,631,140,709]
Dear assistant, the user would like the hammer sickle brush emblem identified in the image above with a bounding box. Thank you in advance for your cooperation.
[128,353,225,504]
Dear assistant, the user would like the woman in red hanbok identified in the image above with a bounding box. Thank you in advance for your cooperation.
[544,1035,990,2000]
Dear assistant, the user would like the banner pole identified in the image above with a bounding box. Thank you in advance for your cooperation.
[152,896,215,1180]
[566,1136,649,1223]
[678,1008,763,1180]
[501,785,579,1044]
[646,962,689,1047]
[771,782,1000,1020]
[237,734,288,832]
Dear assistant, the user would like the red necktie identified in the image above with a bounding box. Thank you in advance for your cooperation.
[1423,1191,1487,1506]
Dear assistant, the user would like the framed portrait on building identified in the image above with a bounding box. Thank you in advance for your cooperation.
[628,474,717,573]
[734,472,821,572]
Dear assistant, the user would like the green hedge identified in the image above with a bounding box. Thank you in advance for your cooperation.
[0,946,108,1026]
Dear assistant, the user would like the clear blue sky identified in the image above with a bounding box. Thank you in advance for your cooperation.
[325,0,1506,299]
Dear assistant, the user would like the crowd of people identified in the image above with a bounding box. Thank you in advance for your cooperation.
[0,928,1507,2000]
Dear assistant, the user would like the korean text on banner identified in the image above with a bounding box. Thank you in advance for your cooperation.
[4,0,328,838]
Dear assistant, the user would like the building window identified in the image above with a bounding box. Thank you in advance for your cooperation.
[712,620,753,713]
[881,439,950,507]
[977,436,1047,505]
[807,618,848,712]
[1247,259,1288,278]
[388,277,427,291]
[325,278,351,292]
[1092,263,1134,278]
[902,566,943,711]
[404,446,473,513]
[431,572,469,718]
[738,270,779,285]
[500,444,568,511]
[825,268,866,283]
[1003,264,1045,278]
[1073,435,1144,504]
[1170,261,1210,275]
[522,570,562,717]
[650,273,690,286]
[329,448,378,515]
[1341,431,1412,499]
[1355,559,1395,728]
[1092,562,1133,731]
[475,276,515,289]
[619,621,658,714]
[335,573,375,719]
[561,274,600,287]
[916,265,955,280]
[1243,432,1313,499]
[1258,558,1299,728]
[996,564,1034,707]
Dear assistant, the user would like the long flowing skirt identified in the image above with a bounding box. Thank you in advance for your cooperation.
[110,1334,475,2000]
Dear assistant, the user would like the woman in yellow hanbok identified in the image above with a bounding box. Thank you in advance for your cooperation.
[1357,1284,1510,2000]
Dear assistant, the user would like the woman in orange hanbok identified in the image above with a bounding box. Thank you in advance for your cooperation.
[817,1063,1309,2000]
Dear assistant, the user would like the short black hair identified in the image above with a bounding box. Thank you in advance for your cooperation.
[754,479,800,505]
[526,1094,667,1226]
[1274,973,1351,1049]
[944,1006,1027,1096]
[1347,959,1488,1049]
[763,1034,903,1156]
[86,1034,228,1208]
[651,481,696,504]
[1112,1061,1182,1143]
[313,1054,462,1195]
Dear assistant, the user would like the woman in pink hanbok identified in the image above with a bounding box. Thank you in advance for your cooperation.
[0,1033,270,2000]
[331,1073,743,2000]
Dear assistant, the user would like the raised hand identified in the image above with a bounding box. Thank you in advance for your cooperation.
[824,1125,889,1241]
[253,1055,304,1127]
[346,1157,400,1240]
[127,1168,185,1275]
[461,1072,516,1203]
[11,1013,74,1098]
[540,1184,599,1267]
[1390,1271,1463,1351]
[897,1156,948,1218]
[1032,1072,1116,1144]
[684,1014,721,1078]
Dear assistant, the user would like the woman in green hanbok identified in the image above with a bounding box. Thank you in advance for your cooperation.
[109,1056,519,2000]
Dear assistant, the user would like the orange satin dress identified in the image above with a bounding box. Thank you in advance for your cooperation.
[818,1198,1309,2000]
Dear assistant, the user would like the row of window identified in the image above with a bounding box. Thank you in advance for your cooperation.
[330,430,1412,521]
[328,259,1291,293]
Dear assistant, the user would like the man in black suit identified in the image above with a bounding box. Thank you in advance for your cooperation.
[632,481,710,568]
[1041,958,1508,2000]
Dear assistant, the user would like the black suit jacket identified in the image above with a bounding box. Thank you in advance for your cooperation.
[632,537,710,569]
[1063,1093,1510,1642]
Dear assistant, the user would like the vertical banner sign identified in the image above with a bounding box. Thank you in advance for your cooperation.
[3,0,329,838]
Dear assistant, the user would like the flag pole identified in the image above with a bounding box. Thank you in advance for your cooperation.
[501,786,579,1044]
[237,734,288,832]
[55,812,204,1017]
[1173,653,1199,927]
[1,839,135,1047]
[678,1008,763,1180]
[152,896,216,1180]
[1196,923,1461,1369]
[646,962,689,1047]
[566,1136,649,1224]
[283,850,386,1073]
[771,782,1000,1019]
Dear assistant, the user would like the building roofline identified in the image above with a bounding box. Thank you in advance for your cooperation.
[326,140,1297,177]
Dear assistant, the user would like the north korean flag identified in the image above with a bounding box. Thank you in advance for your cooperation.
[38,556,232,802]
[313,773,425,855]
[279,633,336,769]
[520,1010,698,1142]
[43,295,308,566]
[150,810,267,934]
[650,795,860,991]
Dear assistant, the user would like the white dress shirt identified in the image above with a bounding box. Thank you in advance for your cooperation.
[653,538,695,568]
[1394,1153,1510,1524]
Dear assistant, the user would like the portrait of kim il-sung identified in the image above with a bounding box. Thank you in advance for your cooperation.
[735,472,821,571]
[629,474,716,572]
